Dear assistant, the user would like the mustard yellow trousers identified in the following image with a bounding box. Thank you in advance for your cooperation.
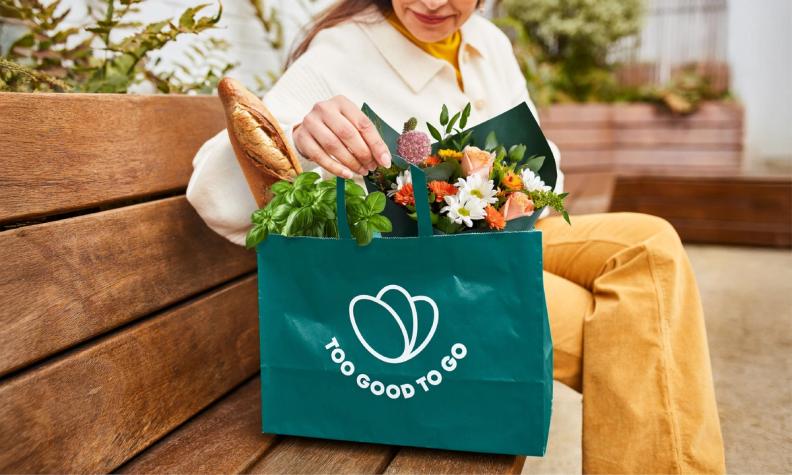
[536,213,726,474]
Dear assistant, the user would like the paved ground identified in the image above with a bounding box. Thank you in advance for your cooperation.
[522,244,792,474]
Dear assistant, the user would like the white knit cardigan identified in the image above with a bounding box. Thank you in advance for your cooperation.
[186,8,563,246]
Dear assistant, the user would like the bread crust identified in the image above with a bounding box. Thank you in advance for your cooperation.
[218,77,302,207]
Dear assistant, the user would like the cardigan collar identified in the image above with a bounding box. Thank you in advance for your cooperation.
[356,9,487,93]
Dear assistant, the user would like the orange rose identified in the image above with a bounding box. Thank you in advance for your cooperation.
[501,172,523,191]
[485,206,506,230]
[501,192,535,221]
[428,180,457,202]
[461,146,494,180]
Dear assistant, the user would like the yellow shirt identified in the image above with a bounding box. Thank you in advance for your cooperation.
[386,13,464,91]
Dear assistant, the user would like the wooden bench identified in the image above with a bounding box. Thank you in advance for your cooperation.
[0,92,526,474]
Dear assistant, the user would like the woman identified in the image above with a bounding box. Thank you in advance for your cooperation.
[187,1,725,472]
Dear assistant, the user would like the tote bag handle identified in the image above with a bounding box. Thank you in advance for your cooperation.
[336,157,432,239]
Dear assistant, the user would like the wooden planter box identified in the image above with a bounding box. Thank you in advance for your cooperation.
[539,101,744,213]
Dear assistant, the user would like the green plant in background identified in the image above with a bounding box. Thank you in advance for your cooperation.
[496,0,644,104]
[0,0,234,93]
[246,172,393,248]
[494,0,730,113]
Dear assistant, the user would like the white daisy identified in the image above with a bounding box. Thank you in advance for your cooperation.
[520,168,551,193]
[455,174,498,205]
[387,170,412,197]
[441,194,487,228]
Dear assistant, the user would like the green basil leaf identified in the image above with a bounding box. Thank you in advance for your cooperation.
[364,191,386,214]
[271,204,291,221]
[313,202,335,220]
[293,207,313,231]
[294,189,313,207]
[245,225,268,249]
[251,208,270,224]
[346,202,368,221]
[271,180,293,195]
[294,171,321,189]
[352,221,374,246]
[344,179,366,197]
[368,214,392,233]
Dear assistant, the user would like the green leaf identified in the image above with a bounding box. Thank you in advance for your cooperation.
[271,204,291,222]
[426,122,442,142]
[563,211,571,225]
[294,171,321,189]
[352,221,374,246]
[445,111,460,134]
[484,131,498,151]
[346,202,368,221]
[368,214,392,233]
[459,130,473,148]
[440,104,449,125]
[294,189,313,206]
[459,102,472,129]
[423,160,459,181]
[293,207,313,230]
[524,155,545,173]
[245,224,267,249]
[508,144,527,163]
[313,201,335,220]
[251,208,271,224]
[344,180,366,197]
[364,191,386,214]
[271,180,292,195]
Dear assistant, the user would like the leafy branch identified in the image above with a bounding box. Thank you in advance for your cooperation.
[426,102,473,150]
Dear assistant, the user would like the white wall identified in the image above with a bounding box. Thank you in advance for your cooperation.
[727,0,792,163]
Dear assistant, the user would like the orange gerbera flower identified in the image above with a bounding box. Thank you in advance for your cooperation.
[501,172,523,191]
[428,180,457,202]
[485,205,506,230]
[423,155,441,166]
[394,183,416,206]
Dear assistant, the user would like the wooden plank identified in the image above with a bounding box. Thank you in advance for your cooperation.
[613,149,742,168]
[613,127,743,148]
[0,196,255,376]
[246,437,396,474]
[542,128,613,150]
[0,276,260,474]
[0,92,225,224]
[539,102,742,127]
[610,175,792,248]
[385,448,525,474]
[119,378,276,474]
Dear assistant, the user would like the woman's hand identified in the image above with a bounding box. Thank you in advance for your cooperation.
[293,95,392,178]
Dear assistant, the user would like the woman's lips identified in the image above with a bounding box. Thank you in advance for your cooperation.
[410,10,453,26]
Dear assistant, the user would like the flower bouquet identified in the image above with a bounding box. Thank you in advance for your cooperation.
[363,102,568,236]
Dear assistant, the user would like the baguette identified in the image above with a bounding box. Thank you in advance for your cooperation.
[217,77,302,207]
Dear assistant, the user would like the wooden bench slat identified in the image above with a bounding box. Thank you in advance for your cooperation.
[0,276,259,474]
[0,92,224,224]
[0,196,255,376]
[246,437,396,474]
[119,377,275,474]
[385,448,525,474]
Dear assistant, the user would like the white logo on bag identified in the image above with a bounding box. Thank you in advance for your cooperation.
[349,284,439,364]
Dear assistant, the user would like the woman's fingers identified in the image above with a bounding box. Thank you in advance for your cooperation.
[338,98,392,168]
[322,113,378,172]
[301,115,368,176]
[294,129,355,179]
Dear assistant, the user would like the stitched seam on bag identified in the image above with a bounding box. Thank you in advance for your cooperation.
[645,243,684,474]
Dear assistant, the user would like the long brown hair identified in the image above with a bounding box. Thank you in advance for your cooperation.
[286,0,482,67]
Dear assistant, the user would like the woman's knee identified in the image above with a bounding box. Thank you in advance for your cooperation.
[612,212,683,247]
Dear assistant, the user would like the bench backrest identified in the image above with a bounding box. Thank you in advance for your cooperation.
[0,92,258,473]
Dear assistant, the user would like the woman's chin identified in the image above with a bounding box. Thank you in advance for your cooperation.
[406,24,456,43]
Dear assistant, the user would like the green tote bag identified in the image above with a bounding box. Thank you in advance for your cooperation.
[256,162,553,456]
